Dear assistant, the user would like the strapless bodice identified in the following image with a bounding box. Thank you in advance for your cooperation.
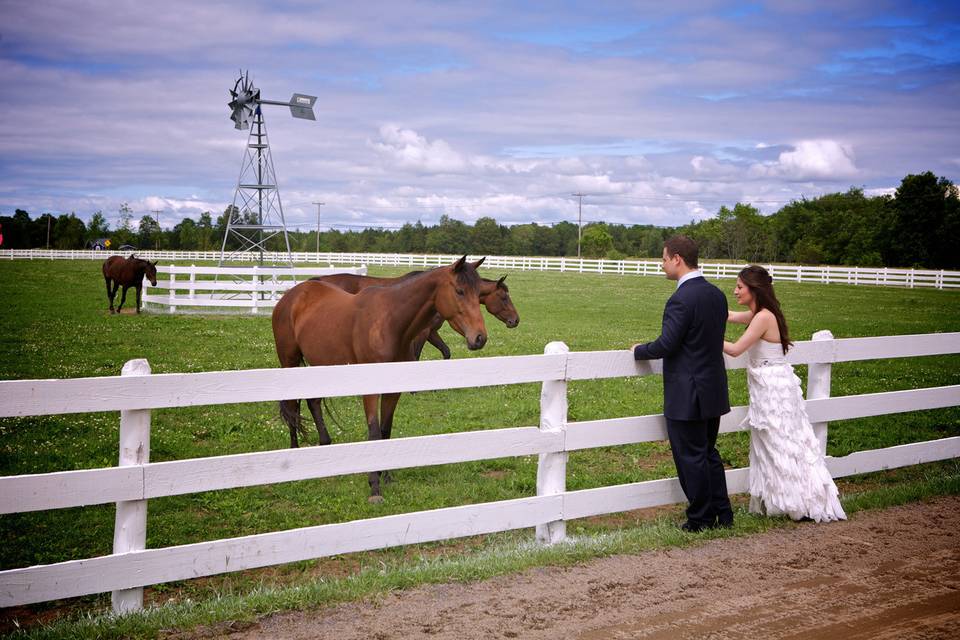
[747,340,787,367]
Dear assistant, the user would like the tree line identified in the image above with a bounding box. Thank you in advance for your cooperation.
[2,171,957,269]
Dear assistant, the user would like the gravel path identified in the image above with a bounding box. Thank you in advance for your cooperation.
[182,496,960,639]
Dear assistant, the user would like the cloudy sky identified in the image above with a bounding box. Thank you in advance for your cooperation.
[1,1,958,232]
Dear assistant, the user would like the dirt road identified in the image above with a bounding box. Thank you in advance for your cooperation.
[188,496,960,639]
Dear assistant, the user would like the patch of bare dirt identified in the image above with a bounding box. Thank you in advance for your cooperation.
[186,496,960,639]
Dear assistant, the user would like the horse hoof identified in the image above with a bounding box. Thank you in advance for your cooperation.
[368,495,384,504]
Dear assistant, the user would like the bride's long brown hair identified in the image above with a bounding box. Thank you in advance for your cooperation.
[739,265,793,355]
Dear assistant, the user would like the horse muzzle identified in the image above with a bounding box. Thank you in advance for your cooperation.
[467,333,487,350]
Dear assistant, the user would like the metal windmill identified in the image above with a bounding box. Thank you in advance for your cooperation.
[219,70,316,268]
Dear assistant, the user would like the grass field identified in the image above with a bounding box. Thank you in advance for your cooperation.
[1,258,959,636]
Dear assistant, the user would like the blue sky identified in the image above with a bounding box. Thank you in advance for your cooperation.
[1,0,958,231]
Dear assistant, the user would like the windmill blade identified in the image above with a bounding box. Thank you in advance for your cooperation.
[288,93,317,121]
[228,71,260,130]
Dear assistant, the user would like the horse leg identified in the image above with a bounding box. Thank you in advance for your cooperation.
[379,392,402,483]
[305,398,332,445]
[426,329,451,360]
[362,394,384,502]
[105,277,116,313]
[280,398,303,448]
[117,286,129,313]
[135,284,142,314]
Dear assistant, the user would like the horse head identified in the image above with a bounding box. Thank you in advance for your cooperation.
[143,260,158,286]
[435,256,487,350]
[482,275,519,328]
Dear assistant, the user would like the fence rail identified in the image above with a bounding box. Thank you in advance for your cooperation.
[1,332,959,611]
[4,249,958,289]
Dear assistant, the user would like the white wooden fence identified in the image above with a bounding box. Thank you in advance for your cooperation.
[4,249,959,289]
[141,264,367,313]
[1,332,959,612]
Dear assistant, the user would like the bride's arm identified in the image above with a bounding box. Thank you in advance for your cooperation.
[724,311,772,357]
[727,309,754,325]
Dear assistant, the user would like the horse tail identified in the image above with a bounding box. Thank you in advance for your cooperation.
[321,398,344,435]
[280,398,305,438]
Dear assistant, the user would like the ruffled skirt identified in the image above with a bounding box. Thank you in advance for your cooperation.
[743,362,846,523]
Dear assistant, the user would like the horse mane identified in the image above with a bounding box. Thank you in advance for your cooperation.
[392,265,480,289]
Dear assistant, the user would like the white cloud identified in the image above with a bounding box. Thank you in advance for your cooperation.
[750,140,859,181]
[691,155,740,178]
[369,125,469,173]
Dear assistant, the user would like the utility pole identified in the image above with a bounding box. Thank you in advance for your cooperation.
[152,210,162,249]
[46,214,52,249]
[572,192,585,258]
[313,202,325,255]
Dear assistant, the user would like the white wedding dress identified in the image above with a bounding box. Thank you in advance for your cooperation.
[742,340,846,522]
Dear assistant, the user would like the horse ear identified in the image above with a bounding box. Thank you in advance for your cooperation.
[497,275,507,287]
[470,257,486,270]
[453,255,467,272]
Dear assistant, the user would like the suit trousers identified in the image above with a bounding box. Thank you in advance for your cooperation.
[666,416,734,526]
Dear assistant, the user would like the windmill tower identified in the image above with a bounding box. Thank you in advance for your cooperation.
[221,71,316,267]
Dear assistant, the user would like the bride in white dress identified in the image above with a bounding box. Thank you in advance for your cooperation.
[723,265,846,523]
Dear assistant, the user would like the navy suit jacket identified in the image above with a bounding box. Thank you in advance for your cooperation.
[634,276,731,421]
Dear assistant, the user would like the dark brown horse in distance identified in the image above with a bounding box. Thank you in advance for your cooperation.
[272,256,488,501]
[314,271,519,359]
[102,254,158,314]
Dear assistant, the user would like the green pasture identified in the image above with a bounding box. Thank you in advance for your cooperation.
[1,259,959,633]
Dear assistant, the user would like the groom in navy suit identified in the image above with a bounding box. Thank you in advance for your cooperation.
[633,235,733,532]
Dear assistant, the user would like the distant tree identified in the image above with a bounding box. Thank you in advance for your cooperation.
[86,211,110,244]
[471,216,505,254]
[580,223,614,258]
[117,202,133,232]
[0,209,34,248]
[533,223,563,255]
[197,211,215,251]
[173,217,199,250]
[397,222,426,253]
[138,215,159,249]
[885,172,959,268]
[551,221,580,256]
[506,223,536,255]
[52,213,87,249]
[425,215,469,254]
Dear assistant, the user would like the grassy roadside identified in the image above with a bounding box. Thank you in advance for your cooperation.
[5,460,959,639]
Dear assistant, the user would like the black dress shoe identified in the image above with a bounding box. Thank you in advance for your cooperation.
[681,520,707,533]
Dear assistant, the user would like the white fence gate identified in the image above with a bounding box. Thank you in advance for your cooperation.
[141,264,367,313]
[1,332,959,612]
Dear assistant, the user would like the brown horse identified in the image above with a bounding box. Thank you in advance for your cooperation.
[272,256,488,501]
[313,271,519,359]
[102,254,158,314]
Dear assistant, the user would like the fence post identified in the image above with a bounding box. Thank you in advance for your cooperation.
[536,341,569,545]
[251,265,259,314]
[807,330,834,456]
[189,264,196,302]
[112,359,151,614]
[168,270,177,314]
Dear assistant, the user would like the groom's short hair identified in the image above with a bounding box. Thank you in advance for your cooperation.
[664,235,699,268]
